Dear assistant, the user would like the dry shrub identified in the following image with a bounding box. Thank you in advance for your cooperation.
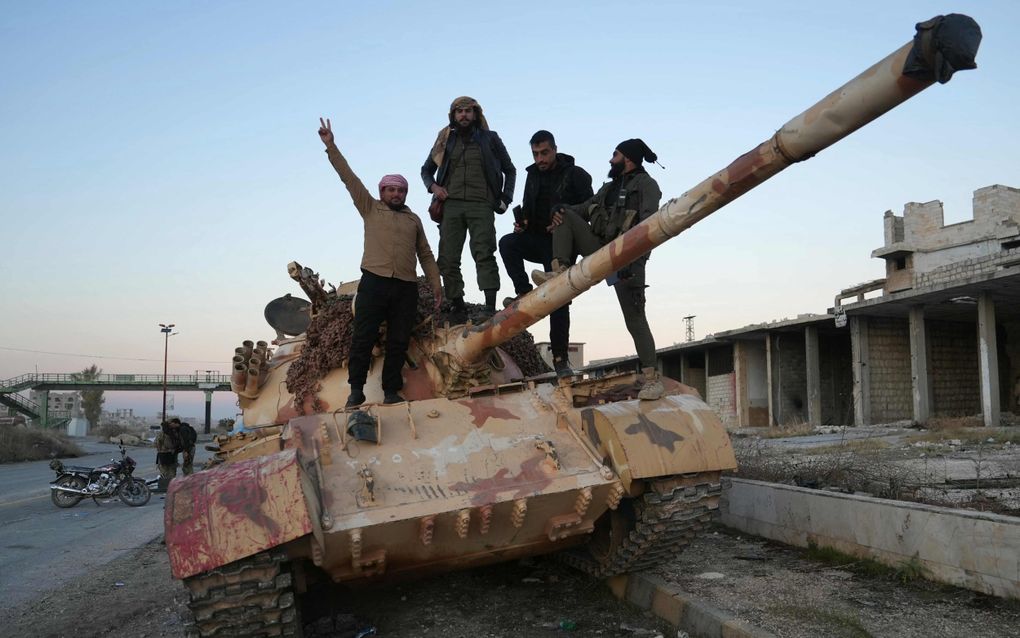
[926,415,983,431]
[733,439,923,499]
[0,427,84,463]
[906,428,1020,446]
[806,439,891,454]
[759,421,816,439]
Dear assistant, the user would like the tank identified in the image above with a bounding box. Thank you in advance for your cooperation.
[165,15,980,637]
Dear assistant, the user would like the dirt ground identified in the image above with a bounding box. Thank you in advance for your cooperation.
[654,526,1020,638]
[6,525,1019,638]
[0,537,674,638]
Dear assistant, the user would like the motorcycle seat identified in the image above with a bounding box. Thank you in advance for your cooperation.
[60,466,94,473]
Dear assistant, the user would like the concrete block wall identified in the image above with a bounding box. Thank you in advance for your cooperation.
[973,183,1020,223]
[900,185,1020,253]
[879,185,1020,288]
[867,317,912,422]
[685,368,706,400]
[722,478,1020,599]
[883,209,905,244]
[915,245,1020,288]
[929,320,981,417]
[772,333,807,425]
[706,373,737,428]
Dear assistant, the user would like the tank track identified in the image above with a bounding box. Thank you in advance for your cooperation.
[183,550,300,638]
[560,472,723,578]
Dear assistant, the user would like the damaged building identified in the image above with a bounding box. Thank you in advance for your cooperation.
[588,184,1020,428]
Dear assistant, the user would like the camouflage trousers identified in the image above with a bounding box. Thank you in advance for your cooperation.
[552,210,657,368]
[437,199,500,300]
[157,462,178,491]
[182,447,195,475]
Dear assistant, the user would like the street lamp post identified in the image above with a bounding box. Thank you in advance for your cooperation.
[160,323,175,424]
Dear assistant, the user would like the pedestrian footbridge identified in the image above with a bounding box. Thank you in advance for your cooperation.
[0,372,231,429]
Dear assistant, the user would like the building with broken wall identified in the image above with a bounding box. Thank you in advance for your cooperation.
[587,184,1020,428]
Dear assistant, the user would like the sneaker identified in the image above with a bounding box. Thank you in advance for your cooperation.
[503,290,530,308]
[346,388,366,408]
[531,268,557,286]
[637,367,664,401]
[383,392,405,404]
[553,357,575,378]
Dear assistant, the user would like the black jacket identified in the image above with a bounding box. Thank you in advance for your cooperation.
[520,153,593,234]
[421,127,516,208]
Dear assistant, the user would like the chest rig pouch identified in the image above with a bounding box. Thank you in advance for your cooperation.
[589,184,639,242]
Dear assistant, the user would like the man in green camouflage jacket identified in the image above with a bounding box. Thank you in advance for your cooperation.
[534,138,664,400]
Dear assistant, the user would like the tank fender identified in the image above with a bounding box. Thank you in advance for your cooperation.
[165,448,316,579]
[577,393,737,492]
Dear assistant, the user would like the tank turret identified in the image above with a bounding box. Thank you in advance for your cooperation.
[165,16,980,638]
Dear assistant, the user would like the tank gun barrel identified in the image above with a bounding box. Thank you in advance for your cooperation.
[450,15,981,365]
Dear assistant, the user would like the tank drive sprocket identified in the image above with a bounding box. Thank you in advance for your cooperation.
[561,472,722,578]
[184,550,300,638]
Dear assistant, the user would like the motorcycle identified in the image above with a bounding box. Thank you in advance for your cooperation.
[49,442,151,508]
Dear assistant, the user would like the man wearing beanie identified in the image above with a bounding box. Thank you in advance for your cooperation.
[318,117,443,407]
[421,96,516,319]
[533,138,664,400]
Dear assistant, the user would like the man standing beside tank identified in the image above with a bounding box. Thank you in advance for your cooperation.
[174,417,197,475]
[421,96,515,318]
[318,117,443,407]
[154,420,181,491]
[499,130,592,375]
[533,139,664,400]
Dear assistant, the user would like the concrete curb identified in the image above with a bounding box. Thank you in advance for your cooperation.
[608,572,777,638]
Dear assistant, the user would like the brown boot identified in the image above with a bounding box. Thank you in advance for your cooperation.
[531,259,566,286]
[637,366,664,401]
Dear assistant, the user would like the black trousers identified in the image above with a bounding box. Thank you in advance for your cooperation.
[347,271,418,393]
[498,231,570,360]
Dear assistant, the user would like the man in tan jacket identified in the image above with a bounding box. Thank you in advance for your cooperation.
[318,117,442,407]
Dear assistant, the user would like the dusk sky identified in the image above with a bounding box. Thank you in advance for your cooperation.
[2,1,1018,420]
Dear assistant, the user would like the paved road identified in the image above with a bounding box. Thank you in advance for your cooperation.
[0,439,211,615]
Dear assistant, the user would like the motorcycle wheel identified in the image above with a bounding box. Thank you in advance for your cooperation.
[119,478,151,507]
[51,475,86,508]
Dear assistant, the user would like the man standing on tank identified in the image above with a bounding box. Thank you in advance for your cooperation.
[498,130,593,375]
[421,96,516,318]
[318,117,443,407]
[533,138,665,400]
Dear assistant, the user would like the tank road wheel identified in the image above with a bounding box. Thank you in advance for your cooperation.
[562,472,723,578]
[184,550,301,638]
[51,475,86,508]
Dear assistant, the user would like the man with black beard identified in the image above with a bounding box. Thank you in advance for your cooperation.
[533,139,664,400]
[318,117,442,407]
[498,130,592,375]
[421,96,515,318]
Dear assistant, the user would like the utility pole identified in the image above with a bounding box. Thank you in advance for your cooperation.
[683,315,696,343]
[159,323,175,424]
